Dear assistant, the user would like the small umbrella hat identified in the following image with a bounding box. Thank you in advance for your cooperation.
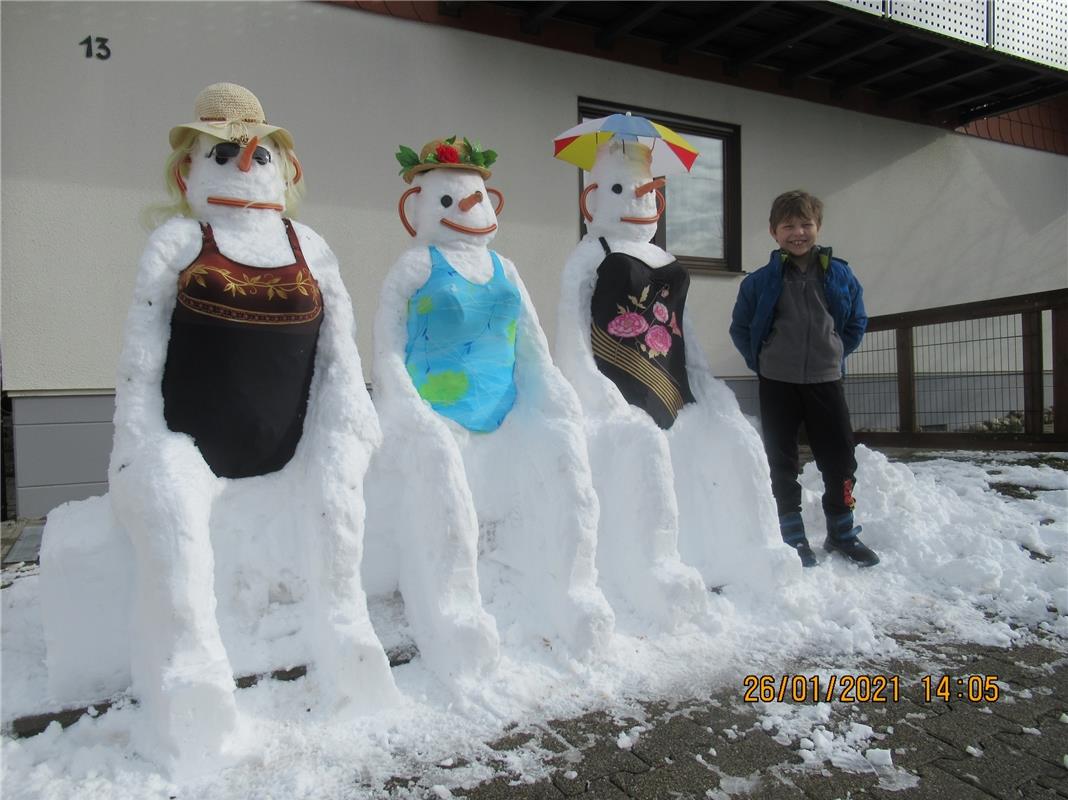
[553,112,700,174]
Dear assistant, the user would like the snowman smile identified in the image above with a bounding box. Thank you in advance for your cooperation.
[440,218,498,235]
[207,195,284,212]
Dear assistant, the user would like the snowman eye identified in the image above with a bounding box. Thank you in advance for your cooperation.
[611,184,623,194]
[440,195,453,208]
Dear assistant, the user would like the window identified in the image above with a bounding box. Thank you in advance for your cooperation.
[577,98,741,274]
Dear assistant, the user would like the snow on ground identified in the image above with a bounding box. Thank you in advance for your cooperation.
[2,447,1065,799]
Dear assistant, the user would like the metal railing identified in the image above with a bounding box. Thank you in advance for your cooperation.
[845,288,1068,449]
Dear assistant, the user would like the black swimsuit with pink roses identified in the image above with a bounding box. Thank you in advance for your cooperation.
[590,238,695,429]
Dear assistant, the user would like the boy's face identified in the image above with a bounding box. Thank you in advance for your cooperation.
[770,215,820,258]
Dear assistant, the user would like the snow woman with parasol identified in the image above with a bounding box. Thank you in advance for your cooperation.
[552,113,793,619]
[38,83,399,776]
[363,136,614,681]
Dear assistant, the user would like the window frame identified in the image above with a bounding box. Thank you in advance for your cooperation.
[577,97,742,275]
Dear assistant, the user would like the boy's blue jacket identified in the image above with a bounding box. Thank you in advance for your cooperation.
[729,249,867,374]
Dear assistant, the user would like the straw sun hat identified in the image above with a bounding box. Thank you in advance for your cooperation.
[396,137,497,184]
[169,82,294,150]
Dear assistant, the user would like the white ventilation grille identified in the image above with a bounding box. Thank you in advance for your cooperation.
[830,0,886,16]
[888,0,989,45]
[994,0,1068,71]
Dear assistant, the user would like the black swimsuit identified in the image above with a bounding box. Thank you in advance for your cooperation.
[589,238,695,429]
[162,221,323,478]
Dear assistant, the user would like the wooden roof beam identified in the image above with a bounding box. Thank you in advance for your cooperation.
[727,14,840,73]
[662,2,774,64]
[886,61,997,103]
[836,45,954,91]
[596,2,668,50]
[520,1,568,35]
[792,31,899,80]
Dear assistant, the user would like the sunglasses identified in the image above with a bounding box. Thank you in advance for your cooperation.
[206,142,272,166]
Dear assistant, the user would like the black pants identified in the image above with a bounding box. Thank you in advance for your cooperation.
[758,376,857,518]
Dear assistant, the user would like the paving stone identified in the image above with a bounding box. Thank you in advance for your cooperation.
[933,738,1060,800]
[488,727,567,755]
[453,776,564,799]
[548,743,648,796]
[786,768,881,799]
[609,753,718,799]
[870,763,993,800]
[996,713,1068,771]
[1016,780,1066,799]
[876,718,959,771]
[706,729,802,773]
[1035,772,1068,797]
[920,700,1019,751]
[989,685,1066,727]
[548,711,638,750]
[988,644,1068,672]
[629,714,716,766]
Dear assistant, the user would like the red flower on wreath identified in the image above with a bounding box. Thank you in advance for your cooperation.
[436,143,460,164]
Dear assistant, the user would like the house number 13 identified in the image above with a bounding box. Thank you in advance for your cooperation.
[78,36,111,60]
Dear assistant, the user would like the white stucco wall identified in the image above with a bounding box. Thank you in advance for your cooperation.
[3,1,1066,393]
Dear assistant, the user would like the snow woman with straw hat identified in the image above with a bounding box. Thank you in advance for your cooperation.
[361,136,614,681]
[39,83,398,775]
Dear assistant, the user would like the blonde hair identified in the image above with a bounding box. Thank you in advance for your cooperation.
[141,130,306,229]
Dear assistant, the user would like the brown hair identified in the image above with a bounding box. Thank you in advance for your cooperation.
[769,190,823,229]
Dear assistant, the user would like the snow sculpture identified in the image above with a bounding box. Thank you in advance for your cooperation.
[39,83,398,774]
[364,137,614,677]
[555,133,792,606]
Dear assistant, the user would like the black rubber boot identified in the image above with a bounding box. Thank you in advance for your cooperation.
[780,512,817,568]
[824,512,879,567]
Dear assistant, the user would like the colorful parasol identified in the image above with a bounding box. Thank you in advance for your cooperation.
[553,112,700,174]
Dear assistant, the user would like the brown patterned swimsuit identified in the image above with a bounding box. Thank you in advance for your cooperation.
[162,220,323,478]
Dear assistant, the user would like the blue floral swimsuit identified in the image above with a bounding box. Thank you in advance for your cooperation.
[405,245,521,432]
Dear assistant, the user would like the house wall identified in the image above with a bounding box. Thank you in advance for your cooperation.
[3,2,1066,516]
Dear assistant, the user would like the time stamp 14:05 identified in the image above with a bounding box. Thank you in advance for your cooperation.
[742,674,1002,704]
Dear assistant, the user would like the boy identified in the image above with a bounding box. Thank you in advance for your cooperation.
[729,190,878,568]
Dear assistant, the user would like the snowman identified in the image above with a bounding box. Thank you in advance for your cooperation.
[40,83,398,773]
[555,135,792,610]
[364,137,614,678]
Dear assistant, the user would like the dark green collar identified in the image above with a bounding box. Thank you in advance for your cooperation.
[781,245,832,271]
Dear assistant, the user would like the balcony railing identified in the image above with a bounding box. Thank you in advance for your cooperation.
[846,288,1068,449]
[834,0,1068,72]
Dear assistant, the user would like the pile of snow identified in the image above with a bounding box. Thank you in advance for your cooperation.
[3,447,1065,798]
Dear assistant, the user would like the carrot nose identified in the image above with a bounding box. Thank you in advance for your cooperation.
[237,136,260,173]
[635,178,666,197]
[459,190,484,212]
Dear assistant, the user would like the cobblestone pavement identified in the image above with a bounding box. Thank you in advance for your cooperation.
[388,632,1067,799]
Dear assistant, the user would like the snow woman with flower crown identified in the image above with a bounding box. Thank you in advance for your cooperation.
[363,137,614,680]
[552,117,792,621]
[38,83,398,775]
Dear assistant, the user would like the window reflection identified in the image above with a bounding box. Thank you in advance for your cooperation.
[666,135,723,260]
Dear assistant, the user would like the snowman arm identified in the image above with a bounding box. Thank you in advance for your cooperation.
[291,222,381,451]
[371,249,451,434]
[109,216,203,472]
[501,258,584,421]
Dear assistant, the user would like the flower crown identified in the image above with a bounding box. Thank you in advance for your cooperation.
[396,136,498,183]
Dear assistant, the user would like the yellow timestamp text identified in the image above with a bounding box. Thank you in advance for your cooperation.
[921,674,1000,703]
[742,674,901,704]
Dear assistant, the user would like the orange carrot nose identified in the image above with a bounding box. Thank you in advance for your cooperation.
[635,178,667,197]
[238,136,260,173]
[459,190,484,212]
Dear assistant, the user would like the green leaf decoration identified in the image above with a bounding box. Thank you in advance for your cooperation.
[482,149,498,168]
[395,145,420,169]
[444,135,457,145]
